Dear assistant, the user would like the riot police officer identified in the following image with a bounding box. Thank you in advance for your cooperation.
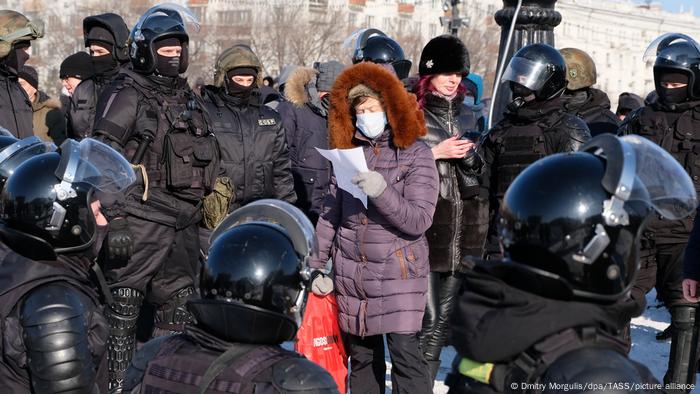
[346,28,412,80]
[0,138,136,393]
[481,43,591,258]
[92,5,219,392]
[446,134,696,394]
[122,200,338,394]
[560,47,620,136]
[0,10,42,137]
[201,45,296,213]
[67,13,129,139]
[619,32,700,390]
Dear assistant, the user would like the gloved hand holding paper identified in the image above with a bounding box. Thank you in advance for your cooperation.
[316,147,369,208]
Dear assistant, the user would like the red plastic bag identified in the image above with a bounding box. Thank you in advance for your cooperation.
[296,293,348,393]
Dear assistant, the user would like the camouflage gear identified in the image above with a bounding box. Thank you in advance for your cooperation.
[0,10,43,58]
[213,45,263,88]
[560,47,597,90]
[201,177,235,230]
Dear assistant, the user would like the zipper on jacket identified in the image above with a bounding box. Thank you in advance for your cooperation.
[452,195,463,274]
[448,98,463,273]
[396,249,408,280]
[7,79,19,134]
[447,100,453,133]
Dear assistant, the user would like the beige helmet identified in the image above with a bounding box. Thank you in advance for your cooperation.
[560,47,597,90]
[213,44,263,90]
[0,10,43,59]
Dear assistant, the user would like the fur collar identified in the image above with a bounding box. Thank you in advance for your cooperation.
[32,91,61,112]
[329,62,426,149]
[284,67,317,107]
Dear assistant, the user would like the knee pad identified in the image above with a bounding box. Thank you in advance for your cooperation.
[106,287,144,393]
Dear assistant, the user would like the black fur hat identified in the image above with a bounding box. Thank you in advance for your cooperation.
[419,35,470,77]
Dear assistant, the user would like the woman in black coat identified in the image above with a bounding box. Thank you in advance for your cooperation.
[415,35,489,384]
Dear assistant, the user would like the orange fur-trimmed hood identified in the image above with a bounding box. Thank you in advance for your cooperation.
[329,62,426,149]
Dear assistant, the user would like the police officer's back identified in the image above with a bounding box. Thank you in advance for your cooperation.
[123,200,338,394]
[447,134,696,393]
[0,138,136,393]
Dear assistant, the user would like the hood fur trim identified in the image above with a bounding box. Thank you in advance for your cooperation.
[329,62,426,149]
[284,67,317,107]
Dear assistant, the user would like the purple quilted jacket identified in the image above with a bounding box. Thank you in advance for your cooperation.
[310,130,439,336]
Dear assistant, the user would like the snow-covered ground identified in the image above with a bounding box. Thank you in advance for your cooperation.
[381,290,700,393]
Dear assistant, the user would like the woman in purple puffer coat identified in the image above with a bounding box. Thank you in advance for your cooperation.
[308,62,439,394]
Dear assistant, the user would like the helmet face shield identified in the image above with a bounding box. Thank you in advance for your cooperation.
[0,126,13,137]
[131,3,199,44]
[55,138,136,195]
[211,199,318,278]
[497,134,698,302]
[620,135,697,220]
[0,136,56,180]
[343,28,386,64]
[501,57,553,91]
[644,33,700,66]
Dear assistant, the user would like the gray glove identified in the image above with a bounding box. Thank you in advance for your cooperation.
[311,273,334,296]
[351,171,387,198]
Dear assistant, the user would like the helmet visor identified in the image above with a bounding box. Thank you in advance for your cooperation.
[0,136,55,178]
[211,199,318,264]
[0,126,13,137]
[501,57,554,91]
[621,135,697,219]
[643,33,700,65]
[132,3,200,43]
[342,28,386,64]
[55,138,136,194]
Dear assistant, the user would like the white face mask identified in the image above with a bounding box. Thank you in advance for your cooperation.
[356,112,387,139]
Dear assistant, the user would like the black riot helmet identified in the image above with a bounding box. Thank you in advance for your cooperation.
[189,199,316,345]
[0,136,55,190]
[497,134,696,303]
[129,4,199,75]
[502,43,568,101]
[0,138,135,255]
[0,126,18,156]
[83,13,130,63]
[346,28,412,79]
[644,33,700,102]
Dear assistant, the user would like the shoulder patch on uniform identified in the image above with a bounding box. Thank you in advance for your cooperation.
[258,118,277,126]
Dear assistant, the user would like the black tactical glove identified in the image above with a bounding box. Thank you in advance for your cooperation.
[107,218,134,261]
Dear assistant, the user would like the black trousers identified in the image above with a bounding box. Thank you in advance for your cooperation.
[420,272,462,361]
[631,242,690,313]
[104,215,200,306]
[347,333,431,394]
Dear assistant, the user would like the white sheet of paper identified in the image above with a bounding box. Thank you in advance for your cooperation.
[316,147,369,208]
